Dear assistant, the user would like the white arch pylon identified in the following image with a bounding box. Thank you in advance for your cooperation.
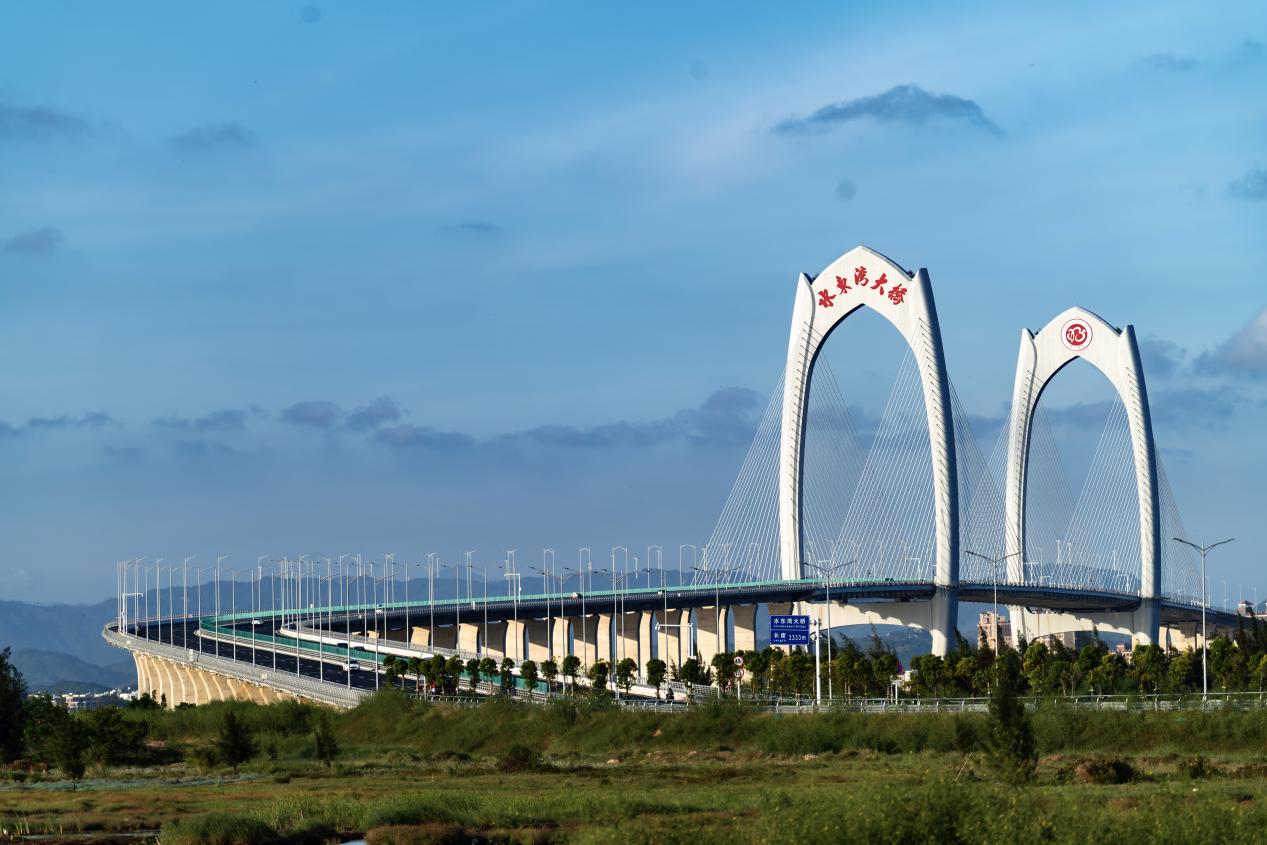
[777,245,959,656]
[1003,307,1161,645]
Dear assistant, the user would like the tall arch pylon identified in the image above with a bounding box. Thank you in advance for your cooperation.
[1003,307,1161,645]
[777,246,960,655]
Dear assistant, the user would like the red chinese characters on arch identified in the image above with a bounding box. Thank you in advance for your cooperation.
[816,265,909,309]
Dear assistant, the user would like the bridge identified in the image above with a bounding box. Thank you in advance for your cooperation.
[104,245,1241,708]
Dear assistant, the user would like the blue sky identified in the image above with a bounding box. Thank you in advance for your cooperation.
[0,1,1264,603]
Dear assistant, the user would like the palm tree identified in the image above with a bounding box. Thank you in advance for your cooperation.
[465,658,481,692]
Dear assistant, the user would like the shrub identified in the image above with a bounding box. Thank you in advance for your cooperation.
[497,743,544,773]
[1183,755,1216,779]
[189,744,219,772]
[163,813,278,845]
[1074,757,1135,784]
[366,823,467,845]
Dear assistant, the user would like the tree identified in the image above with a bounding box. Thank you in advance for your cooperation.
[1131,644,1167,694]
[22,695,66,760]
[1252,654,1267,693]
[445,656,465,691]
[521,660,540,694]
[615,658,637,693]
[561,655,581,691]
[1022,641,1050,693]
[499,658,516,693]
[425,655,447,694]
[588,660,610,690]
[466,658,482,692]
[871,653,899,696]
[0,648,27,762]
[710,652,736,691]
[313,714,338,767]
[50,714,87,788]
[678,657,707,687]
[83,707,148,766]
[911,654,949,697]
[645,658,667,698]
[1169,650,1197,692]
[382,655,403,687]
[1087,653,1124,695]
[479,657,499,688]
[128,692,161,710]
[541,658,559,694]
[407,657,426,693]
[217,711,257,774]
[1210,636,1246,691]
[987,651,1036,781]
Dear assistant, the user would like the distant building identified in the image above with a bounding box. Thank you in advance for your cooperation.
[1032,630,1079,651]
[977,612,1012,652]
[60,690,129,710]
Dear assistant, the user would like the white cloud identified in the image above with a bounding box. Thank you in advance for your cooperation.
[1199,308,1267,377]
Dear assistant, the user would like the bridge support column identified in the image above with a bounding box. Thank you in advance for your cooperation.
[573,615,599,666]
[505,620,526,663]
[731,605,757,653]
[483,621,507,660]
[1133,599,1161,648]
[525,620,550,662]
[551,617,571,658]
[1164,621,1201,652]
[458,622,481,655]
[596,614,614,664]
[195,664,213,704]
[636,612,653,672]
[614,612,642,668]
[410,626,429,646]
[696,607,729,666]
[930,587,958,657]
[653,609,687,667]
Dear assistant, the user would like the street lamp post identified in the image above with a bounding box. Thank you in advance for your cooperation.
[692,564,741,699]
[804,558,856,700]
[965,550,1023,653]
[1172,536,1234,699]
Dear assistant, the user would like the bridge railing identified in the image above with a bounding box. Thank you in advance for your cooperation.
[103,623,368,708]
[197,620,556,703]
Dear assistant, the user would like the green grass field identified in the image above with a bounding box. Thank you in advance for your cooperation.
[7,694,1267,844]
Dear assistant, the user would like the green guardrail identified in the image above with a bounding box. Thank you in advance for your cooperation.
[199,622,544,693]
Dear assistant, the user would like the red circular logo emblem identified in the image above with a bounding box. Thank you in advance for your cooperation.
[1061,319,1092,351]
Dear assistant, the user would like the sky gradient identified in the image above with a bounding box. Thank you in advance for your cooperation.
[0,2,1265,603]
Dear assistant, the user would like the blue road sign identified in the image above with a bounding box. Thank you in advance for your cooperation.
[769,614,810,646]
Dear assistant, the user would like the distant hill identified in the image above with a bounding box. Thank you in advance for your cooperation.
[0,597,134,693]
[0,598,119,665]
[830,625,934,668]
[10,648,134,693]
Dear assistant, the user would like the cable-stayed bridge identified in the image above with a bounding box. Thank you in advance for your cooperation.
[105,245,1238,707]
